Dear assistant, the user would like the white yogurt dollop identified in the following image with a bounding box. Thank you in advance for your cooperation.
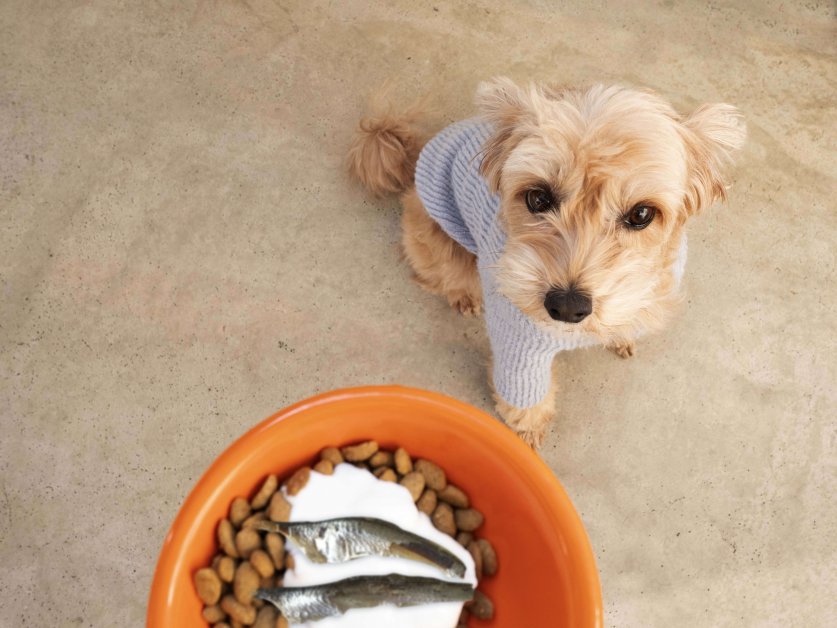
[283,463,476,628]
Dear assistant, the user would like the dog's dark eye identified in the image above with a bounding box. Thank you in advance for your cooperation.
[525,188,557,214]
[624,204,656,229]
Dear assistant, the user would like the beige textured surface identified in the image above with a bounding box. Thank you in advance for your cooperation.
[1,1,835,625]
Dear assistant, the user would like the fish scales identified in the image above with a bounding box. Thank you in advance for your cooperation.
[255,573,475,623]
[258,517,467,578]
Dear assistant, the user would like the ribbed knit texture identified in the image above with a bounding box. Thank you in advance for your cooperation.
[415,118,687,409]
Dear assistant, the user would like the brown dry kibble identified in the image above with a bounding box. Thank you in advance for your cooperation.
[207,450,497,622]
[253,605,277,628]
[265,533,285,570]
[218,519,239,558]
[369,450,394,468]
[415,459,447,491]
[394,447,413,475]
[374,467,397,482]
[233,561,261,606]
[468,541,484,580]
[341,440,379,462]
[235,528,262,559]
[416,489,437,515]
[431,502,456,536]
[251,474,278,510]
[194,568,222,605]
[285,466,311,496]
[221,594,257,625]
[241,511,268,530]
[229,497,252,527]
[320,446,344,465]
[313,459,334,475]
[468,590,494,620]
[250,549,275,578]
[217,556,236,583]
[476,539,498,576]
[267,492,292,522]
[399,472,426,502]
[438,484,469,509]
[455,508,484,532]
[455,531,473,547]
[202,604,226,623]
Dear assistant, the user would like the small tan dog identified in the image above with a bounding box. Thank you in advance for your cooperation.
[349,77,745,447]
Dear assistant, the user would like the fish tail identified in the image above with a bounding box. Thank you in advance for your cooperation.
[392,541,467,578]
[255,520,291,536]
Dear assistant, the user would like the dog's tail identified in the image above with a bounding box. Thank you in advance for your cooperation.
[348,95,426,197]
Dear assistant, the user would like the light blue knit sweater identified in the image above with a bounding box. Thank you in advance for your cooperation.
[414,118,687,409]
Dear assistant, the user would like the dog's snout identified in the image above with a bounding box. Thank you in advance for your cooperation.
[544,288,592,323]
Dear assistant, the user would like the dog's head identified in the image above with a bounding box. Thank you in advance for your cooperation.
[478,78,745,343]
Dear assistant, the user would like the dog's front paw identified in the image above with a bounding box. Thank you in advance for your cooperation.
[515,426,548,449]
[450,292,483,317]
[494,394,555,449]
[608,340,636,359]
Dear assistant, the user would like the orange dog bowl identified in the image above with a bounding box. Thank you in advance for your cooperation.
[147,386,602,627]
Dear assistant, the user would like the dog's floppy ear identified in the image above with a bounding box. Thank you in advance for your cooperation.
[476,77,538,193]
[680,103,746,215]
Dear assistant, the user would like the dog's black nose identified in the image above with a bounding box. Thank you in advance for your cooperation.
[544,288,592,323]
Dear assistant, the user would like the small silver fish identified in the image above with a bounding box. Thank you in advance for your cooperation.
[255,573,474,622]
[257,517,467,578]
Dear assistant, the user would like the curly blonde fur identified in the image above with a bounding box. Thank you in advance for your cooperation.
[349,77,745,447]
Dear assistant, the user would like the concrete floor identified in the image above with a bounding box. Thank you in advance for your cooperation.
[1,1,835,626]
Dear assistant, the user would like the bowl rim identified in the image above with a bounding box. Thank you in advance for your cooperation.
[146,385,603,627]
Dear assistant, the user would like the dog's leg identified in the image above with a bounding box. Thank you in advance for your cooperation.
[493,379,557,448]
[607,339,636,359]
[400,188,482,316]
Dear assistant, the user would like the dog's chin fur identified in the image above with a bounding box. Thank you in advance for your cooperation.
[480,80,746,346]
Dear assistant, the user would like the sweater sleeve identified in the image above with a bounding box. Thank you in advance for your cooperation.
[480,268,557,409]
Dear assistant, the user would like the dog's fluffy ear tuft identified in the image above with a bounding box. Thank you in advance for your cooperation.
[475,77,538,192]
[475,77,532,121]
[681,103,746,214]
